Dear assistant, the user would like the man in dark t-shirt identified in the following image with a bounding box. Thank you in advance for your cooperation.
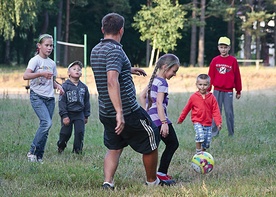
[90,13,175,190]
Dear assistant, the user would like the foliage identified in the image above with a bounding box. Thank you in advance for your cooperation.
[133,0,187,53]
[132,0,187,67]
[206,0,234,21]
[243,11,274,36]
[0,0,275,66]
[0,0,37,41]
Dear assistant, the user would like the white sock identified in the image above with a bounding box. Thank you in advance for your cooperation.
[157,172,166,176]
[146,178,160,186]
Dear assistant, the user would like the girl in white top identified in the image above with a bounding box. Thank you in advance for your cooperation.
[23,34,64,163]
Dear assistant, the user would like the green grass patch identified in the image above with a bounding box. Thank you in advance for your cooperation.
[0,91,276,196]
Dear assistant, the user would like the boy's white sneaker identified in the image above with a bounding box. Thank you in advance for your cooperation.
[27,152,37,162]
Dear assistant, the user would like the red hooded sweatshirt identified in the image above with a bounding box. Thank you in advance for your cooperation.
[208,55,242,94]
[177,91,222,126]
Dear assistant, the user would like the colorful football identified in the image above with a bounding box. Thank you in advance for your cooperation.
[191,151,214,174]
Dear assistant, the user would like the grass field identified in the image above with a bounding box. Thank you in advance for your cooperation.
[0,66,276,196]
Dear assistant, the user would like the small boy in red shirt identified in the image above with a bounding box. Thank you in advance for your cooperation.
[177,74,222,153]
[208,36,242,137]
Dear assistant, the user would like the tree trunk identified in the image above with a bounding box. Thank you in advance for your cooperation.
[41,10,49,34]
[228,0,235,55]
[149,36,157,68]
[146,40,150,67]
[244,31,252,66]
[274,13,276,66]
[4,40,10,64]
[189,0,197,67]
[261,36,269,66]
[149,47,155,68]
[155,49,160,64]
[197,0,205,67]
[243,0,253,66]
[56,0,63,66]
[64,0,70,66]
[23,27,35,64]
[146,0,152,67]
[255,21,261,60]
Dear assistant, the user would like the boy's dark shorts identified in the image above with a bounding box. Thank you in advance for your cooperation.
[99,107,160,154]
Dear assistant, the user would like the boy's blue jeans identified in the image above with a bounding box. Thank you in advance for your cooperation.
[29,90,55,159]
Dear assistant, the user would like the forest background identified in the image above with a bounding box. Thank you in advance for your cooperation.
[0,0,275,68]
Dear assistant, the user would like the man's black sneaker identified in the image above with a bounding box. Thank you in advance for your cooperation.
[159,179,176,186]
[58,147,64,154]
[102,183,114,190]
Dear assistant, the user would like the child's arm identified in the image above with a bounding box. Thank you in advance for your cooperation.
[177,99,192,124]
[58,84,69,125]
[177,107,188,124]
[23,68,53,80]
[84,87,91,124]
[234,60,242,99]
[53,77,64,95]
[156,92,169,138]
[84,86,90,113]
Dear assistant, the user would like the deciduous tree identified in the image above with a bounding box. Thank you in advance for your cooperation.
[133,0,186,67]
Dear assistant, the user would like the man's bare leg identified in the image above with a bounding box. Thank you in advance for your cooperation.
[103,149,123,184]
[143,148,158,182]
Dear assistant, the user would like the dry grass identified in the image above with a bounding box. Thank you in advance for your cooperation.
[1,65,276,96]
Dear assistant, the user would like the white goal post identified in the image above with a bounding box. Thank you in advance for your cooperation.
[53,26,87,83]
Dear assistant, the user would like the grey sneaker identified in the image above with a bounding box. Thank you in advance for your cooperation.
[27,152,37,162]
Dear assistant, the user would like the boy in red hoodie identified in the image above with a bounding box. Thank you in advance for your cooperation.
[208,37,242,137]
[177,74,222,153]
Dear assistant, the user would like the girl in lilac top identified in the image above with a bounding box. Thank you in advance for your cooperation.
[147,77,171,126]
[140,54,180,182]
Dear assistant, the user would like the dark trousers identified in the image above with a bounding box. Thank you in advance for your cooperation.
[157,124,179,174]
[58,113,85,153]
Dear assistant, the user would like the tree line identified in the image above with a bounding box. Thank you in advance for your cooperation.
[0,0,275,67]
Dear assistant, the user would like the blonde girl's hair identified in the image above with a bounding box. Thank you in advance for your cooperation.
[147,54,180,110]
[35,34,53,55]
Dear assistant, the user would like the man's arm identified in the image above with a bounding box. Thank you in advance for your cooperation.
[107,70,125,135]
[131,67,147,76]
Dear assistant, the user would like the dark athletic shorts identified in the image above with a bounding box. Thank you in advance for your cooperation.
[99,107,160,154]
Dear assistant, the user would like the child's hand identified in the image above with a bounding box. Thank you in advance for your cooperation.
[63,117,70,126]
[160,124,169,138]
[56,84,65,95]
[84,118,88,124]
[217,124,222,131]
[41,71,53,79]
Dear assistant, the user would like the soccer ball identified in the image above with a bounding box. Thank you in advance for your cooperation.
[191,151,214,174]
